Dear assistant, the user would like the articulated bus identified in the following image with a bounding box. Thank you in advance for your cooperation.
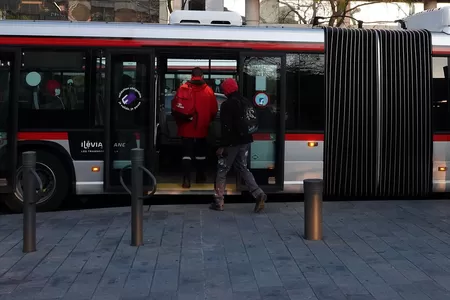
[1,9,450,212]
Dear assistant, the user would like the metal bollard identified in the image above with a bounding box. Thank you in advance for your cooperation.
[22,151,37,253]
[131,148,144,246]
[304,179,323,240]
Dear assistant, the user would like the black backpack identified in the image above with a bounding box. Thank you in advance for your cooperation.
[235,95,259,136]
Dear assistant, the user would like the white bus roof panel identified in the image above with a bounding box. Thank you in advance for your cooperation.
[403,7,450,34]
[0,20,324,45]
[169,10,243,26]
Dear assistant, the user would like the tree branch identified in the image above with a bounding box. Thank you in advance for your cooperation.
[278,0,307,24]
[343,1,383,14]
[167,0,173,13]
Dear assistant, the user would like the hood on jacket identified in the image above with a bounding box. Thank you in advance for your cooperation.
[189,76,206,86]
[220,78,239,96]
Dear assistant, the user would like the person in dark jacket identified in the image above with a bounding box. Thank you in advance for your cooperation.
[211,78,267,212]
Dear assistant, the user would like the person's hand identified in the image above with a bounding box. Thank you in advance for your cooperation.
[216,147,224,156]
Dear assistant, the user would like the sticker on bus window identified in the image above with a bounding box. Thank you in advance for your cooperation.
[254,92,269,107]
[118,87,142,111]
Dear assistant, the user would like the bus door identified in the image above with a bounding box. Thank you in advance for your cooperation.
[0,49,19,194]
[103,50,156,192]
[239,53,286,192]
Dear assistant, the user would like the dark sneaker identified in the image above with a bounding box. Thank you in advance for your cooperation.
[254,193,266,213]
[209,199,224,211]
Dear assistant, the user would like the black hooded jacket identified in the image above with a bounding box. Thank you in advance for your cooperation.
[219,91,254,147]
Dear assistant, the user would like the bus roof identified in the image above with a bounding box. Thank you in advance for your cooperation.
[1,18,450,52]
[0,20,323,44]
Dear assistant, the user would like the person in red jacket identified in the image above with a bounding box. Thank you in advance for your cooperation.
[174,67,218,188]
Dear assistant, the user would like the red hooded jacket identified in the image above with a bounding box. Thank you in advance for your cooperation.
[175,77,218,138]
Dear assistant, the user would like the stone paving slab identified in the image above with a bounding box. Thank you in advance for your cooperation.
[2,200,450,299]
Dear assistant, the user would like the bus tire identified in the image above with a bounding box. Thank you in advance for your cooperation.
[5,150,69,213]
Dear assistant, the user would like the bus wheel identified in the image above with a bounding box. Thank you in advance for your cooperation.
[5,151,69,213]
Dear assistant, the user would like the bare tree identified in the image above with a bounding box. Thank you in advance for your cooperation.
[274,0,394,27]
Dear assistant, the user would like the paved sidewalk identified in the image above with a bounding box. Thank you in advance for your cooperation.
[2,201,450,299]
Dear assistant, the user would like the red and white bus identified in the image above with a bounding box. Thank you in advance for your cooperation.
[0,9,450,212]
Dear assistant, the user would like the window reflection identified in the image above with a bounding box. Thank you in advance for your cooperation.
[0,60,10,130]
[0,56,10,183]
[19,51,85,111]
[432,57,449,132]
[242,57,281,132]
[286,53,324,131]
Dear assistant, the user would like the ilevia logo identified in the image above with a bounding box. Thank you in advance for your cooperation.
[80,141,103,154]
[118,87,142,111]
[80,141,126,154]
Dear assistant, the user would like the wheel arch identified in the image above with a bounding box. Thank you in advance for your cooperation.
[17,141,76,194]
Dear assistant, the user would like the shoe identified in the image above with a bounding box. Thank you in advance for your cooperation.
[209,199,224,211]
[254,193,266,213]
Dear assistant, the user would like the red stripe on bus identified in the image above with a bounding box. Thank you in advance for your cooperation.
[1,36,447,54]
[15,132,450,142]
[433,134,450,141]
[252,133,272,141]
[432,47,450,55]
[252,133,325,141]
[0,37,324,52]
[257,134,450,142]
[285,133,324,141]
[18,132,68,140]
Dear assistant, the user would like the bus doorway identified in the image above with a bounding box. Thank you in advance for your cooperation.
[154,51,286,195]
[155,54,239,194]
[0,49,19,194]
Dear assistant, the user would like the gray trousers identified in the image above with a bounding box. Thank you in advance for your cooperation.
[214,143,264,201]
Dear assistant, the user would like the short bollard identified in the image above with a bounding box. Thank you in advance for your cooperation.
[131,148,144,246]
[22,151,37,253]
[304,179,323,240]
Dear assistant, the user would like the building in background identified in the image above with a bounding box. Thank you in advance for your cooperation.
[2,0,443,27]
[0,0,165,22]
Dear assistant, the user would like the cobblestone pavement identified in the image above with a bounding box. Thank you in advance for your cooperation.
[2,201,450,299]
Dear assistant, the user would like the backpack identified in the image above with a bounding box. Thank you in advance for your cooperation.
[236,95,259,136]
[171,83,196,122]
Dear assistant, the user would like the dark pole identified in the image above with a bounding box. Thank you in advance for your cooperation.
[304,179,323,240]
[22,151,37,253]
[131,148,144,246]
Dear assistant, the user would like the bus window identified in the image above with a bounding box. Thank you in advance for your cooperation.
[95,55,106,127]
[18,50,88,129]
[432,57,450,132]
[0,55,10,186]
[286,53,324,132]
[0,59,9,131]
